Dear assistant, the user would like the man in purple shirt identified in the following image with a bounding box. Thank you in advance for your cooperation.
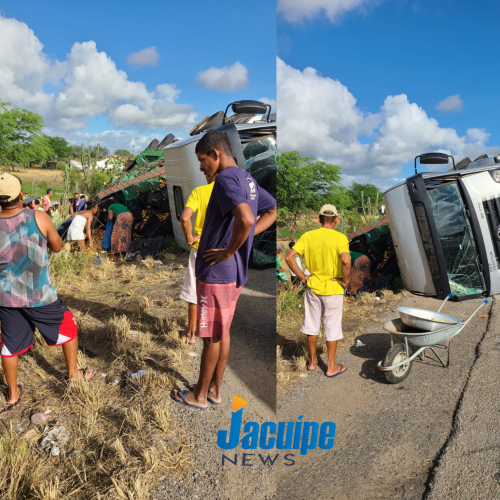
[173,130,276,410]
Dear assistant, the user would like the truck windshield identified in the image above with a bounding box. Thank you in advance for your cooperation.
[242,137,276,269]
[428,182,484,297]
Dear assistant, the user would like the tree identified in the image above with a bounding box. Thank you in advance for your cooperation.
[86,145,109,159]
[277,151,346,239]
[0,102,54,166]
[114,149,132,157]
[348,182,381,206]
[47,136,73,159]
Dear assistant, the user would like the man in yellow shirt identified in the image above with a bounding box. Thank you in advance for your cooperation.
[286,204,351,377]
[179,174,215,344]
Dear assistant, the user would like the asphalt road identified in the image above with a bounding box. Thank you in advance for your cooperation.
[276,293,496,500]
[156,267,277,500]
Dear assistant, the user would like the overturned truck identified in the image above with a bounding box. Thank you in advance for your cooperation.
[96,100,276,267]
[384,152,500,300]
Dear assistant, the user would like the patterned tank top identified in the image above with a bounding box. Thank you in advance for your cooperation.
[0,210,58,308]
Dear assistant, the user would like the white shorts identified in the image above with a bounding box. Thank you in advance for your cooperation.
[179,247,197,304]
[301,289,344,342]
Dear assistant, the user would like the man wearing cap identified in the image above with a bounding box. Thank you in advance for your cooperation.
[0,174,95,405]
[286,204,351,378]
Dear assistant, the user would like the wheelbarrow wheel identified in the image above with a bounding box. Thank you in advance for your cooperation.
[383,343,413,384]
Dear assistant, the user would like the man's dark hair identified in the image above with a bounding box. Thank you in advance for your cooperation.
[195,130,233,157]
[34,199,40,206]
[289,241,295,249]
[81,195,87,199]
[319,214,338,224]
[0,175,22,209]
[47,189,53,194]
[86,201,97,210]
[74,192,79,196]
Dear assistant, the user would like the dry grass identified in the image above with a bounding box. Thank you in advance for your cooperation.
[0,239,195,498]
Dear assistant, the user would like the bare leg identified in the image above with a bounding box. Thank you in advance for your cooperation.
[207,331,230,403]
[2,356,20,404]
[62,338,80,379]
[78,241,87,251]
[325,340,346,376]
[180,303,197,344]
[173,336,222,408]
[307,334,318,370]
[65,242,71,253]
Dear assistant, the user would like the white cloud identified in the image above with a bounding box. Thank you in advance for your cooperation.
[196,61,249,92]
[0,15,197,135]
[126,46,159,67]
[258,97,277,114]
[435,94,464,113]
[277,57,500,189]
[277,0,375,23]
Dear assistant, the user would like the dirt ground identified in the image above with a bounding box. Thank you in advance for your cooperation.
[0,249,203,498]
[276,292,493,500]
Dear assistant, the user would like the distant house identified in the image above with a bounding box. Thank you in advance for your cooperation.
[69,155,127,171]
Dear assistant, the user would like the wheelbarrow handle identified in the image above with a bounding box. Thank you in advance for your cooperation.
[437,293,452,313]
[460,300,489,329]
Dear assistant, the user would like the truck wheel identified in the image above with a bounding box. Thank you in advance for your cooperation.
[383,343,413,384]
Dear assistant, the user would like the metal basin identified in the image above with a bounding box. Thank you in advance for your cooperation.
[397,307,461,332]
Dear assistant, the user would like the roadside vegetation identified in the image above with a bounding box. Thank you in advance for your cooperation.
[0,236,196,499]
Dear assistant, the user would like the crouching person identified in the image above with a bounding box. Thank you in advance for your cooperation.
[0,174,95,406]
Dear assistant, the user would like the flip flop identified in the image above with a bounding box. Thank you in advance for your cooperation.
[172,390,208,410]
[6,382,24,407]
[79,367,96,381]
[327,365,347,378]
[187,384,221,405]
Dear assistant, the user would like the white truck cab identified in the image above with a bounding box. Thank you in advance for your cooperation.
[384,152,500,300]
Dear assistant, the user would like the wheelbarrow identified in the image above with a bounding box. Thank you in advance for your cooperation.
[377,297,488,384]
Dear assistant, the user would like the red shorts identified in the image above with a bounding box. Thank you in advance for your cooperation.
[0,299,77,357]
[196,280,242,342]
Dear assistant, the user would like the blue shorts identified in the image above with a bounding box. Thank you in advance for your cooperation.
[0,299,77,357]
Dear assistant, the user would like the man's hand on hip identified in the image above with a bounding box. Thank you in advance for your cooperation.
[204,248,231,266]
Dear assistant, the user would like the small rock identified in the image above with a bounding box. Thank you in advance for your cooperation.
[129,330,139,336]
[188,352,198,357]
[154,260,163,265]
[299,374,308,378]
[51,445,60,457]
[101,373,107,378]
[110,379,120,386]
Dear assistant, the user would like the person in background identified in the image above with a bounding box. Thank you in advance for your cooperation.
[288,241,304,290]
[107,203,133,260]
[0,173,95,406]
[42,189,52,213]
[276,244,289,288]
[34,199,44,211]
[345,252,371,297]
[50,202,63,227]
[286,205,351,378]
[179,173,215,344]
[65,201,98,253]
[76,195,87,211]
[172,130,276,410]
[69,193,80,215]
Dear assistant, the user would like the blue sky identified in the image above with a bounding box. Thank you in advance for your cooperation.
[0,0,276,152]
[277,0,500,188]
